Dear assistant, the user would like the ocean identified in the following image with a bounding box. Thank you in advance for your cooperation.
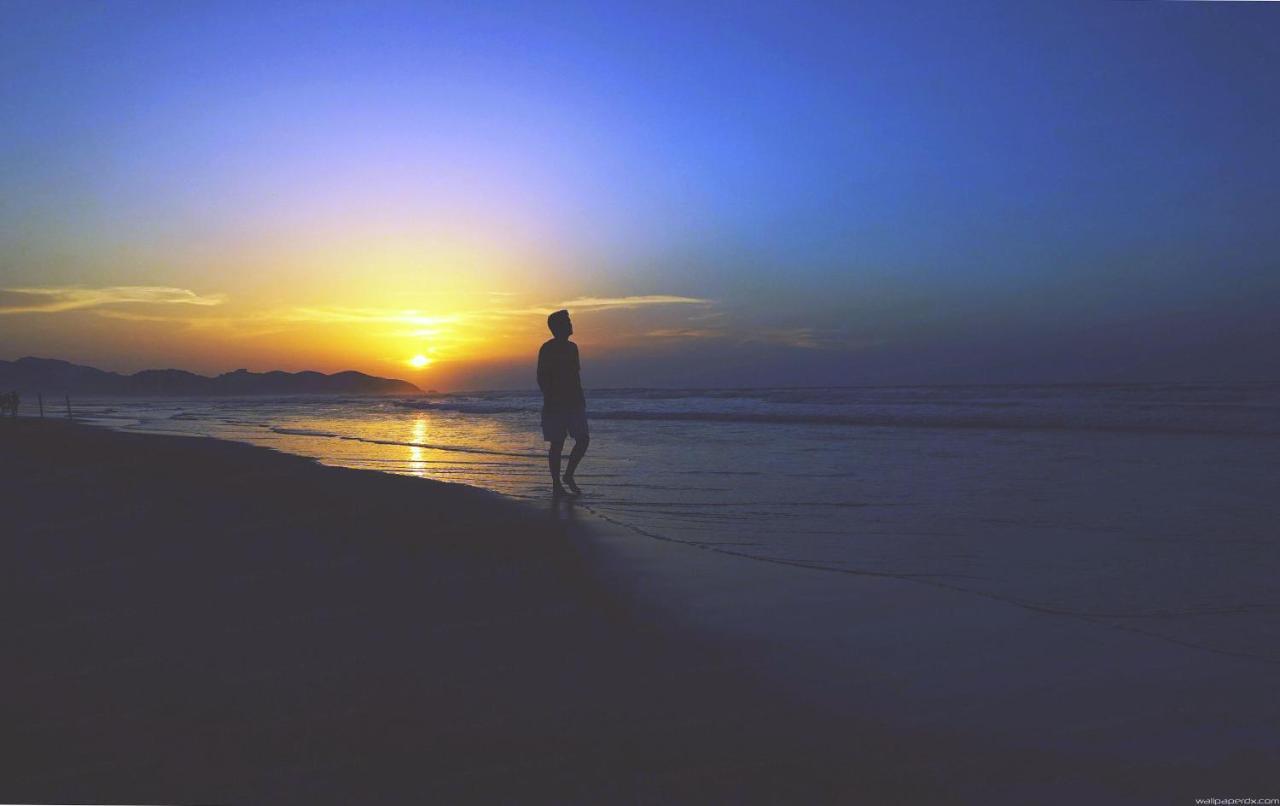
[47,383,1280,662]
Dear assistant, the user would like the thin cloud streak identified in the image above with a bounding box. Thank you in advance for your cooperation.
[556,295,710,312]
[0,286,226,315]
[476,295,714,318]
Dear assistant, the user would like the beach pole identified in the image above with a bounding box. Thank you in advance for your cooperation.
[65,394,72,419]
[38,392,44,418]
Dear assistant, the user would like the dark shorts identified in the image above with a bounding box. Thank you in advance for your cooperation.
[542,406,589,442]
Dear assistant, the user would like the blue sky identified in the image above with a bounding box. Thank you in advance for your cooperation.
[2,1,1277,386]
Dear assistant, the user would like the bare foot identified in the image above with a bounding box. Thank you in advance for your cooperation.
[562,475,581,494]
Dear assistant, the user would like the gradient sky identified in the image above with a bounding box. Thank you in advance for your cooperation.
[2,1,1278,389]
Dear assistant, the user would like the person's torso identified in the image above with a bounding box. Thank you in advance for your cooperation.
[540,339,585,409]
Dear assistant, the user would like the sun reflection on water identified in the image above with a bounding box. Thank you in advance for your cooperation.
[408,417,427,477]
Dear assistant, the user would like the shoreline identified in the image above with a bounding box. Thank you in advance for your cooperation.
[4,418,1275,802]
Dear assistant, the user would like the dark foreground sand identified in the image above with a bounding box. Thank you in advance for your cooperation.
[2,419,932,804]
[4,419,1275,804]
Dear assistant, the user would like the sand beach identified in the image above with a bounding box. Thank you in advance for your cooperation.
[3,418,1276,803]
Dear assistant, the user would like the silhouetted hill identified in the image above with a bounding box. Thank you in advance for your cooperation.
[0,357,421,396]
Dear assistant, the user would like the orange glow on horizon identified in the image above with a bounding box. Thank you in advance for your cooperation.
[0,258,715,388]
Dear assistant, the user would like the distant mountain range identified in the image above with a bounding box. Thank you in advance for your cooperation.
[0,357,422,396]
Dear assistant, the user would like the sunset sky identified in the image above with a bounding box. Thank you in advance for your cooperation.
[2,1,1278,389]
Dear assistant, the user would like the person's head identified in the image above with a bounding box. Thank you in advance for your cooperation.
[547,309,572,339]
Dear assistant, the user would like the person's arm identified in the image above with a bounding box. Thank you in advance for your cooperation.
[571,343,585,404]
[536,344,549,395]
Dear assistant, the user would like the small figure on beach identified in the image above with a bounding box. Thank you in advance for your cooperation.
[1,391,18,417]
[538,309,589,496]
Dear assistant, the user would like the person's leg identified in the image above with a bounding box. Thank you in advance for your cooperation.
[548,437,567,494]
[562,410,589,493]
[562,435,589,492]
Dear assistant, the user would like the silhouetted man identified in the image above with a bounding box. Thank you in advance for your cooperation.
[538,309,588,496]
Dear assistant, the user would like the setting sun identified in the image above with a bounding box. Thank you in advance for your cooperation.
[408,354,431,369]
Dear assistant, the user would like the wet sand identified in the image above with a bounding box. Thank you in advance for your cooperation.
[3,418,1275,803]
